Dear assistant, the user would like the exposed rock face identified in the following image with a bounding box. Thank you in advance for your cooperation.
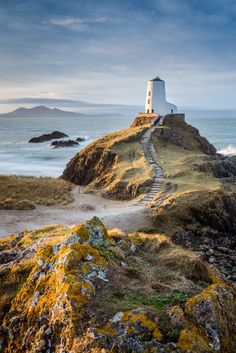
[50,139,79,148]
[193,155,236,179]
[153,189,236,284]
[0,217,109,353]
[63,146,117,185]
[171,191,236,283]
[29,131,68,143]
[177,282,236,353]
[153,116,216,155]
[93,284,236,353]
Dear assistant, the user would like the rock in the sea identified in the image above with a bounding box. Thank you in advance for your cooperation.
[50,139,79,148]
[28,131,68,143]
[76,137,86,142]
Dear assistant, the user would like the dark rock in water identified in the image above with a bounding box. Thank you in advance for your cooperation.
[50,139,79,148]
[76,137,85,142]
[28,131,68,143]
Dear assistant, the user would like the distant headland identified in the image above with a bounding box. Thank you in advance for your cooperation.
[0,105,84,118]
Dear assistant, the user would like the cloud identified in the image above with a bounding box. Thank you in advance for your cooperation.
[47,16,108,27]
[1,0,236,109]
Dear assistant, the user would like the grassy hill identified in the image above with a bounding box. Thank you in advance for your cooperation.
[63,125,154,199]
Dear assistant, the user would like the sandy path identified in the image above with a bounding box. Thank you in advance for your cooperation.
[0,186,151,236]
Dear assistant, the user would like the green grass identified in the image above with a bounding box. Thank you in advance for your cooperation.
[96,287,190,316]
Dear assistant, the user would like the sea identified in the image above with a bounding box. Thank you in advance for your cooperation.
[0,114,235,177]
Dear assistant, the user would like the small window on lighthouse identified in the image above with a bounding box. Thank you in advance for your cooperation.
[148,91,151,96]
[148,99,150,104]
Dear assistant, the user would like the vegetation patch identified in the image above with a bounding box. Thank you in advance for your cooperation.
[0,175,74,209]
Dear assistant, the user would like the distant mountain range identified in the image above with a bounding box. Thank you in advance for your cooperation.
[0,98,142,116]
[0,106,88,118]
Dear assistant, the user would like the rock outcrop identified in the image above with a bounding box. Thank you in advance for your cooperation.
[29,131,68,143]
[0,218,236,353]
[50,139,79,148]
[153,188,236,284]
[153,115,216,155]
[193,155,236,179]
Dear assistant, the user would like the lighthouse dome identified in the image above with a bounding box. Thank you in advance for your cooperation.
[151,76,164,82]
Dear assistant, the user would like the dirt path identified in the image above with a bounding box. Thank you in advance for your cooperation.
[0,186,151,236]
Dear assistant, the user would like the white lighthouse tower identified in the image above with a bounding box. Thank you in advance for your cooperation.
[145,76,177,115]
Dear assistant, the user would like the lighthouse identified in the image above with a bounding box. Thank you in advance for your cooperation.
[145,76,177,115]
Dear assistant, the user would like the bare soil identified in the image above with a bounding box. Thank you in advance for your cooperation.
[0,186,150,236]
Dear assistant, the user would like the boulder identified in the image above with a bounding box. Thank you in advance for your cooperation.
[76,137,86,142]
[50,139,79,148]
[28,131,68,143]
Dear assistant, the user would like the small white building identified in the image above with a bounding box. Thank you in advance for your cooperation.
[145,76,177,115]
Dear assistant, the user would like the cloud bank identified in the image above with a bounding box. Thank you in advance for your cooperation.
[0,0,236,110]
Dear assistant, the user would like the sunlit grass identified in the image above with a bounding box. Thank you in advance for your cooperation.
[0,175,74,209]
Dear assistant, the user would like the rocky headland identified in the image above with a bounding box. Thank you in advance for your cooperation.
[1,113,236,352]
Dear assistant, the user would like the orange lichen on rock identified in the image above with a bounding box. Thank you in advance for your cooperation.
[1,216,236,353]
[0,217,109,353]
[95,308,162,351]
[177,281,236,353]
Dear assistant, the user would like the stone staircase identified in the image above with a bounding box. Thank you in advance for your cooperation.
[138,119,165,206]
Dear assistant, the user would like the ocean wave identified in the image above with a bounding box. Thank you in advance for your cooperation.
[218,145,236,155]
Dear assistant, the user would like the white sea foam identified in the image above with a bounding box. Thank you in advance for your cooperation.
[218,145,236,156]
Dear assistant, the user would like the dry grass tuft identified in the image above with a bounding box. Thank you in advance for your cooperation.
[137,232,171,252]
[107,227,125,238]
[0,175,74,209]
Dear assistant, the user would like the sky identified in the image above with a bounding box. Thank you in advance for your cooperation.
[1,0,236,111]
